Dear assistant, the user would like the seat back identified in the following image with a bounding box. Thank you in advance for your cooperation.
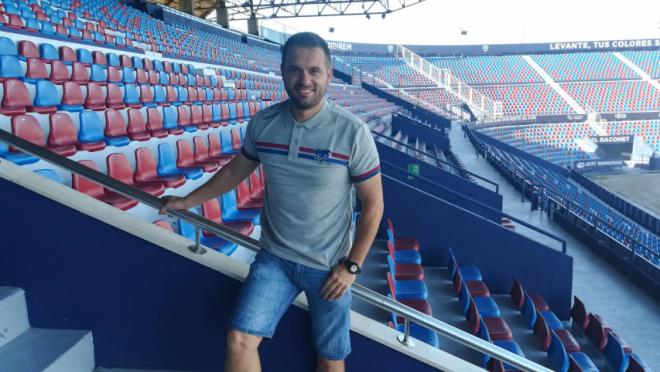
[127,109,148,136]
[11,115,45,150]
[547,331,569,372]
[521,293,537,329]
[533,309,551,351]
[603,331,629,372]
[135,147,158,182]
[231,127,242,151]
[2,79,31,114]
[585,313,607,351]
[385,272,397,300]
[201,198,223,236]
[458,279,471,316]
[47,112,77,149]
[193,136,211,163]
[177,105,191,127]
[176,139,196,168]
[571,296,589,332]
[163,106,178,130]
[72,160,104,198]
[510,277,525,310]
[107,153,135,185]
[208,133,222,157]
[104,109,127,137]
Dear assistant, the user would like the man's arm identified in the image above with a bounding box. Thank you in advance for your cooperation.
[158,154,259,214]
[321,174,384,300]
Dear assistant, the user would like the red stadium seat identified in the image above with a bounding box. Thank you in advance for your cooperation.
[59,46,76,65]
[236,179,261,210]
[49,60,70,84]
[1,79,31,115]
[103,109,129,145]
[201,198,254,236]
[177,139,217,172]
[146,107,168,138]
[127,109,150,141]
[135,147,185,188]
[106,83,125,109]
[207,133,232,166]
[47,112,78,156]
[190,104,206,129]
[177,105,192,129]
[25,58,48,81]
[18,41,39,60]
[71,62,90,84]
[106,153,164,196]
[84,82,106,110]
[11,115,45,152]
[72,160,138,210]
[59,81,84,111]
[202,104,219,128]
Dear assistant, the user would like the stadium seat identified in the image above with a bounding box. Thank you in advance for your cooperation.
[59,81,84,112]
[548,331,597,372]
[177,139,217,172]
[1,79,31,115]
[201,198,254,236]
[127,108,150,141]
[24,57,48,82]
[453,265,489,297]
[534,309,580,352]
[103,109,130,147]
[106,83,125,109]
[157,143,203,180]
[448,248,482,282]
[0,55,24,80]
[386,218,420,251]
[388,315,438,347]
[72,159,138,210]
[387,254,424,281]
[31,80,60,113]
[236,179,261,209]
[220,189,260,225]
[603,332,629,372]
[458,276,500,318]
[466,300,512,341]
[107,153,164,196]
[477,318,522,369]
[207,133,233,166]
[84,82,106,111]
[49,60,70,84]
[385,272,427,301]
[510,277,549,312]
[47,112,78,156]
[386,238,421,265]
[77,110,106,152]
[135,147,185,189]
[570,296,589,332]
[34,169,62,183]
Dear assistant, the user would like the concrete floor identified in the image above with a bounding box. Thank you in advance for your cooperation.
[450,123,660,369]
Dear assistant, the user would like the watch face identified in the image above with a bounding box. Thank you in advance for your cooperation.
[349,263,359,274]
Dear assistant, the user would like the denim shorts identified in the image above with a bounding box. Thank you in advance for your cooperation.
[228,249,352,360]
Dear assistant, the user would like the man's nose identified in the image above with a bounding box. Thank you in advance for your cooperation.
[299,71,312,85]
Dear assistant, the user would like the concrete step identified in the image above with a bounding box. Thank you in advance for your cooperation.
[0,287,29,349]
[0,328,94,372]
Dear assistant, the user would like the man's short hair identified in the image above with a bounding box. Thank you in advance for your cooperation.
[281,32,332,68]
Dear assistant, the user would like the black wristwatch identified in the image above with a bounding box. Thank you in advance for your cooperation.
[342,258,362,275]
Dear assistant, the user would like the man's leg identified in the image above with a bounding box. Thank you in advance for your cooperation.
[226,250,300,371]
[225,330,262,372]
[316,357,344,372]
[298,266,352,371]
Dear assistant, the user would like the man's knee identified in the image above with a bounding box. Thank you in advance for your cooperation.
[226,329,262,355]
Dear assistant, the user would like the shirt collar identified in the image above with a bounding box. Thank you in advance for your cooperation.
[287,99,331,131]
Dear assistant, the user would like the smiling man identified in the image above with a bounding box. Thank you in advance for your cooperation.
[160,32,383,372]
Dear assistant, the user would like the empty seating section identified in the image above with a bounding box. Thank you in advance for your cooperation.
[561,80,660,113]
[477,84,574,117]
[478,123,597,165]
[473,138,660,267]
[340,55,435,87]
[428,55,543,85]
[622,50,660,79]
[326,84,399,122]
[531,52,637,81]
[603,120,660,152]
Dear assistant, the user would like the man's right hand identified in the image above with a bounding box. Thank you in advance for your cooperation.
[159,195,189,215]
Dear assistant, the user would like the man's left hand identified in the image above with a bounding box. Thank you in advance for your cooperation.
[321,263,356,301]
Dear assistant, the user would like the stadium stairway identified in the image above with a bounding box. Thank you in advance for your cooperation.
[449,122,660,368]
[0,287,188,372]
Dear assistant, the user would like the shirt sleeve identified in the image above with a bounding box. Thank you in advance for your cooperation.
[349,123,380,183]
[240,116,260,162]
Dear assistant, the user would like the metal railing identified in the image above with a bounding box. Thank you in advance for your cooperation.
[371,130,500,193]
[0,129,551,372]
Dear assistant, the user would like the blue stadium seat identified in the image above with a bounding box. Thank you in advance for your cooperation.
[448,248,482,281]
[385,271,427,301]
[459,282,500,318]
[78,111,106,152]
[76,49,92,65]
[34,169,62,183]
[389,313,439,347]
[603,332,629,372]
[477,318,524,369]
[521,293,538,329]
[386,233,421,265]
[0,142,38,165]
[156,143,203,180]
[90,64,107,83]
[221,190,260,224]
[0,55,24,79]
[0,37,17,56]
[39,43,58,62]
[31,80,60,113]
[153,85,166,105]
[107,53,120,67]
[123,84,140,107]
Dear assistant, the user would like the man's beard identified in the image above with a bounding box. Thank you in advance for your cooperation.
[285,84,326,110]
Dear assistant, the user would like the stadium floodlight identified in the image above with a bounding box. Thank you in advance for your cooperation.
[175,0,427,20]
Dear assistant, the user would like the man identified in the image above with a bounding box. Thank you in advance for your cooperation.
[159,32,383,372]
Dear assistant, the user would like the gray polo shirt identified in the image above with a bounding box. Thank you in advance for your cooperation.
[241,99,380,270]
